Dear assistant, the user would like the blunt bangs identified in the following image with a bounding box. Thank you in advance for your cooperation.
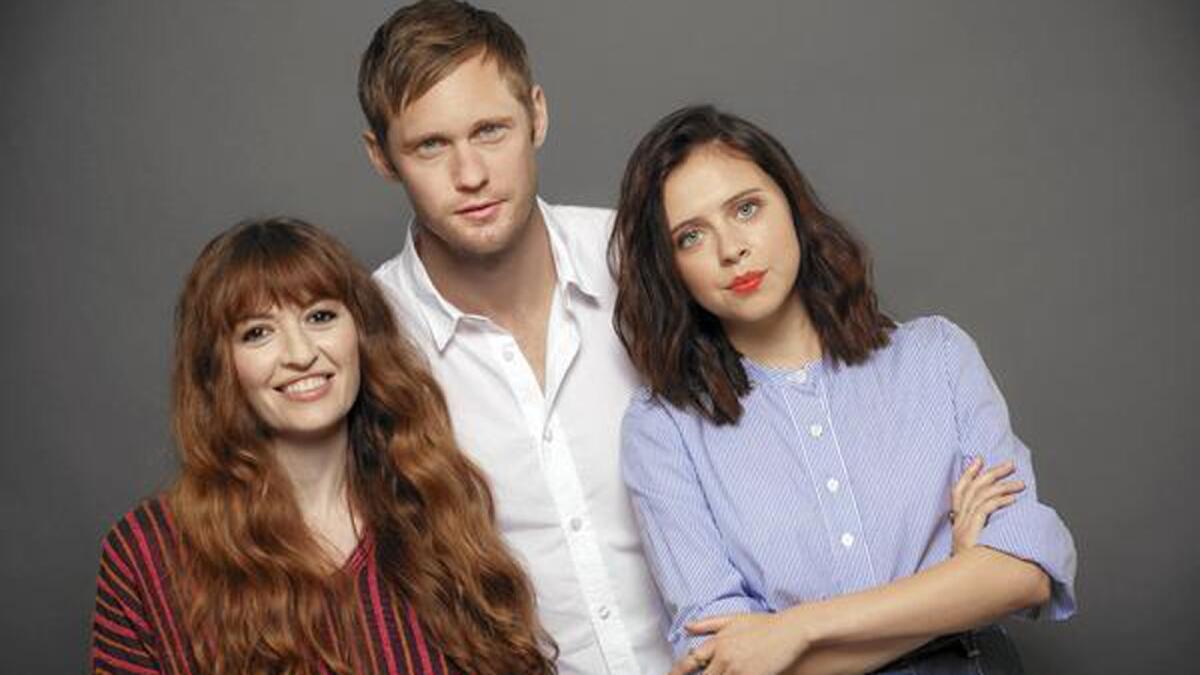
[211,223,353,333]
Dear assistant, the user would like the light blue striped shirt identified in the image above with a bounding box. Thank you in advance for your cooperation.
[621,316,1077,657]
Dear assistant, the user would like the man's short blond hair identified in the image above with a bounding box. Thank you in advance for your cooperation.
[358,0,534,153]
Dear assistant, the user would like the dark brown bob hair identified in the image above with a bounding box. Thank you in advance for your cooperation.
[609,105,894,425]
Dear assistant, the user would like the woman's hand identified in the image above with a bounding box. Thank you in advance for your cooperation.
[950,457,1024,554]
[669,612,810,675]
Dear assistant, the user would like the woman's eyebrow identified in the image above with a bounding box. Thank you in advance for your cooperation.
[234,310,275,324]
[722,187,763,208]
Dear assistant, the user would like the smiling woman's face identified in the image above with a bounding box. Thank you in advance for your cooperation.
[662,143,802,335]
[230,299,361,442]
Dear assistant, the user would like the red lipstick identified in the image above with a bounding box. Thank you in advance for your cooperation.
[728,270,766,295]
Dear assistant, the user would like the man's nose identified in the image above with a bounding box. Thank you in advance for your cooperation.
[451,145,488,191]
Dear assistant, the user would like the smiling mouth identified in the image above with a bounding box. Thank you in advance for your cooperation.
[275,374,333,400]
[728,270,766,295]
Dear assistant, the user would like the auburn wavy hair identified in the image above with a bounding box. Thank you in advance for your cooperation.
[610,105,894,425]
[169,218,554,674]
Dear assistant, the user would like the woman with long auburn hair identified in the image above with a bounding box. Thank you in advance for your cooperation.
[609,106,1077,675]
[91,217,555,675]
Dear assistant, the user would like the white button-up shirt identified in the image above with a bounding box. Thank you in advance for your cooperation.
[374,199,672,675]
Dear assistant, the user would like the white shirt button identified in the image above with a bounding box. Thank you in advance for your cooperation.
[826,478,840,493]
[543,428,554,442]
[569,517,583,532]
[598,605,611,620]
[502,348,515,362]
[809,423,824,438]
[791,369,809,384]
[841,532,855,548]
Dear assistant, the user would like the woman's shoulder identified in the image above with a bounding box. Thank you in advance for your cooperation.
[621,386,710,452]
[623,385,705,429]
[97,496,177,574]
[890,314,956,344]
[876,315,978,362]
[848,315,980,385]
[624,385,673,428]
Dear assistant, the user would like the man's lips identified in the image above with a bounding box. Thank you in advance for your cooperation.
[455,200,503,220]
[728,270,766,295]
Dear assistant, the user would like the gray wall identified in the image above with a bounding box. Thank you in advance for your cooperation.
[3,1,1197,672]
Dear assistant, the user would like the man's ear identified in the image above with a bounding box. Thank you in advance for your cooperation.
[530,84,548,149]
[363,129,401,182]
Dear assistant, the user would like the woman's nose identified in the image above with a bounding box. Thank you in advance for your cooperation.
[717,230,750,265]
[280,325,318,369]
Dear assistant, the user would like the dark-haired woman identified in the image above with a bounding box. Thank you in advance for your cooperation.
[91,218,554,675]
[610,107,1076,675]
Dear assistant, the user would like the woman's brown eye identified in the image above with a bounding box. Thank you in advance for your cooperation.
[309,309,337,324]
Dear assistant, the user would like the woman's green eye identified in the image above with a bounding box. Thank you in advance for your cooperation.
[677,230,703,249]
[735,201,759,220]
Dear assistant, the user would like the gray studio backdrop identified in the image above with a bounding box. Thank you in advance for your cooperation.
[3,1,1197,672]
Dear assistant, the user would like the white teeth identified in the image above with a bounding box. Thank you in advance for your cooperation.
[282,376,328,394]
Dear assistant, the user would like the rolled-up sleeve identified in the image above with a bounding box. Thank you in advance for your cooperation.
[938,317,1078,620]
[621,393,768,658]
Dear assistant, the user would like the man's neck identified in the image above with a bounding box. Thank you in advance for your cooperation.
[416,204,557,389]
[416,204,557,335]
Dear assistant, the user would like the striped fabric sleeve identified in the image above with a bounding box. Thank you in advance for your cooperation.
[937,317,1078,620]
[621,394,769,660]
[92,519,162,674]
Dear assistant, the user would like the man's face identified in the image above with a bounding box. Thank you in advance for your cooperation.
[366,54,548,261]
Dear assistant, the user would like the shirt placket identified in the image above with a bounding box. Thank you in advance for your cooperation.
[785,368,877,594]
[488,309,639,674]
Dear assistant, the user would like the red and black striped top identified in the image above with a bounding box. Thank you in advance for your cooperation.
[91,499,465,675]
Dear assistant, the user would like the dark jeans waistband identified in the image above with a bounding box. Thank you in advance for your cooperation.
[872,624,1024,674]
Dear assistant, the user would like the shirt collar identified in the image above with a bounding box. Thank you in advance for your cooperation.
[398,197,601,353]
[397,222,462,352]
[541,197,602,301]
[741,354,827,392]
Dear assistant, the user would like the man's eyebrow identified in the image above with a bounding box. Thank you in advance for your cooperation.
[669,188,763,234]
[472,115,516,129]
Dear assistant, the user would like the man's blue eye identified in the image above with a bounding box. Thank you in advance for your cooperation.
[417,138,446,154]
[478,123,506,140]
